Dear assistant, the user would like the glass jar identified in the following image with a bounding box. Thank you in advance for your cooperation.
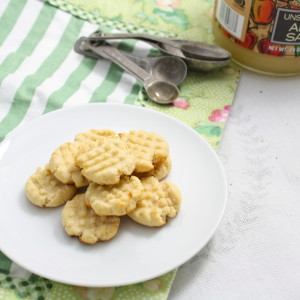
[213,0,300,76]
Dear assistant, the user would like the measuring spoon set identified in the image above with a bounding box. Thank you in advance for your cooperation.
[74,30,231,104]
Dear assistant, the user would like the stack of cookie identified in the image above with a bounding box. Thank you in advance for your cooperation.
[25,129,181,244]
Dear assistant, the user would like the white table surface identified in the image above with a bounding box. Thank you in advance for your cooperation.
[169,70,300,300]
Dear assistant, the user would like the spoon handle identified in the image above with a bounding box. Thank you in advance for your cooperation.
[89,32,172,47]
[88,32,192,57]
[75,37,149,67]
[84,41,151,84]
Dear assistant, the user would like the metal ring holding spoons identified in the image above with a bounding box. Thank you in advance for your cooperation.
[80,38,180,104]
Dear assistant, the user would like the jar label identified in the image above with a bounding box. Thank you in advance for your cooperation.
[215,0,300,57]
[271,8,300,45]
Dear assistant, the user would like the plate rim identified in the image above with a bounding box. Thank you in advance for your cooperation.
[0,103,228,287]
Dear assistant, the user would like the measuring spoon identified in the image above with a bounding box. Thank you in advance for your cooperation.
[82,39,179,104]
[88,30,231,61]
[145,39,231,72]
[74,37,187,86]
[87,30,231,72]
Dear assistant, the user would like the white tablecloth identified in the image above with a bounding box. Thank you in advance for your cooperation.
[170,70,300,300]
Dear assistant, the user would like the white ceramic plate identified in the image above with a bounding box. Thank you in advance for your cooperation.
[0,103,227,287]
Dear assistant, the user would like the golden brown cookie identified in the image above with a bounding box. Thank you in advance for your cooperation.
[128,176,181,227]
[76,138,135,185]
[85,176,143,216]
[49,142,89,188]
[62,194,120,244]
[74,129,117,156]
[134,155,172,181]
[119,130,169,173]
[25,165,77,207]
[74,128,116,144]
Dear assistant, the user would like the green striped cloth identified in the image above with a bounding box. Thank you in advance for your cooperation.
[0,0,240,299]
[0,0,165,144]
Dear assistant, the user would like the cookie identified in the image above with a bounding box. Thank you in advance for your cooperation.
[74,128,116,145]
[49,142,89,188]
[119,130,169,173]
[128,176,181,227]
[25,165,77,207]
[62,194,120,244]
[75,129,116,155]
[134,155,172,181]
[76,138,135,185]
[85,176,143,216]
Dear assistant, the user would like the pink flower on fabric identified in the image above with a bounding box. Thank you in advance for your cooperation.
[172,97,190,109]
[155,0,180,11]
[209,105,231,122]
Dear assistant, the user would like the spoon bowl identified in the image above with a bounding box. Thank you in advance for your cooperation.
[145,80,179,104]
[118,51,187,85]
[158,41,231,72]
[150,56,187,86]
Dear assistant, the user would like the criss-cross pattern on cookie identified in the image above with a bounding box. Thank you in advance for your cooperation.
[119,130,169,173]
[128,176,181,227]
[26,165,77,207]
[76,138,135,185]
[62,194,120,244]
[85,176,143,216]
